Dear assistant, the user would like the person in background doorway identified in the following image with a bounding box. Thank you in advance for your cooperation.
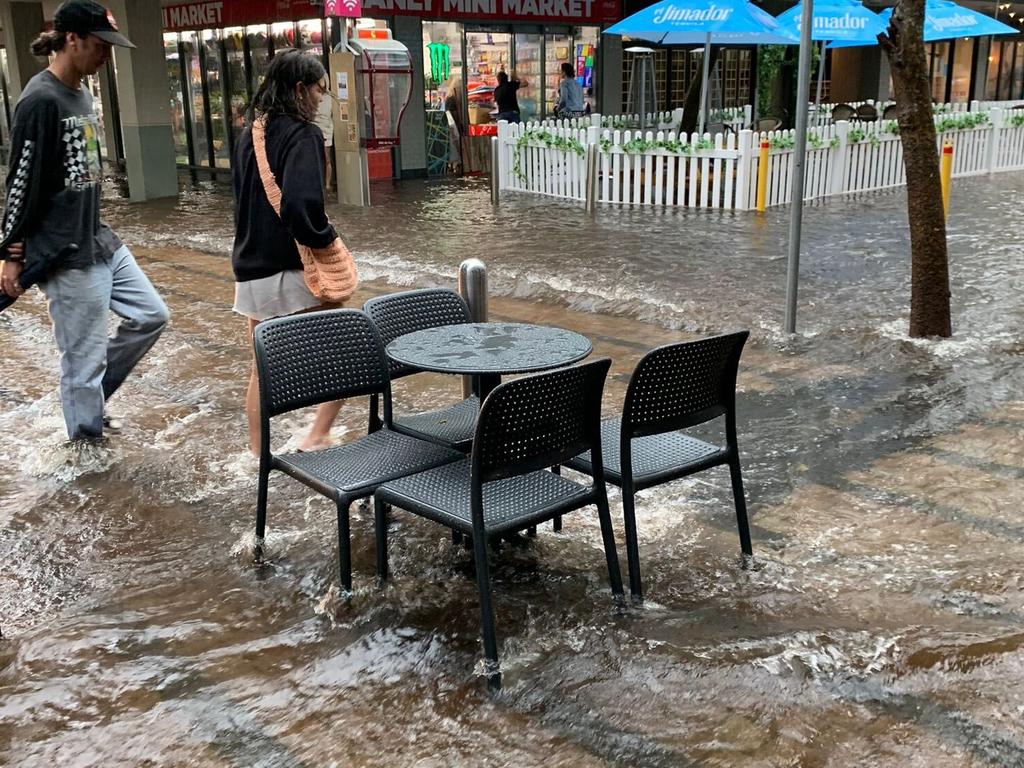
[584,87,594,116]
[444,76,465,174]
[232,49,347,455]
[555,62,586,119]
[312,84,334,192]
[0,0,169,442]
[493,70,522,124]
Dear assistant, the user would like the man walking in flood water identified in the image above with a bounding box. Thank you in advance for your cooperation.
[0,1,169,442]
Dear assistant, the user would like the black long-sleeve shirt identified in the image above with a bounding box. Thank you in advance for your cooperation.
[231,113,337,282]
[0,70,121,271]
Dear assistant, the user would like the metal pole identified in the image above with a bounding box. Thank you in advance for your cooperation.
[814,41,826,126]
[784,0,815,335]
[698,33,712,136]
[639,55,647,129]
[490,136,499,206]
[458,258,488,398]
[585,143,598,215]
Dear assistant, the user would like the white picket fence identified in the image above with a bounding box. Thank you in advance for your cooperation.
[533,106,753,133]
[496,107,1024,210]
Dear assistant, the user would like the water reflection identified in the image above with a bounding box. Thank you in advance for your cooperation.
[1,173,1023,766]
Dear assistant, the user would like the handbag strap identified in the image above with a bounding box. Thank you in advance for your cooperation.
[250,117,284,219]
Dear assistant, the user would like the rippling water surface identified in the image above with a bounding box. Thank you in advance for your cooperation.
[1,174,1023,766]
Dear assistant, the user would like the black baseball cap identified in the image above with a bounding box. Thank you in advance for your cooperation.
[54,1,136,49]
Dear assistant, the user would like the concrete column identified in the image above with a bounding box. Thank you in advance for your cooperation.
[392,15,426,179]
[96,62,122,162]
[0,0,46,103]
[875,50,892,102]
[972,37,991,101]
[105,0,177,201]
[599,34,623,114]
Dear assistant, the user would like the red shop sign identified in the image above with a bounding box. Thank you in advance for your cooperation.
[163,0,620,30]
[162,1,322,31]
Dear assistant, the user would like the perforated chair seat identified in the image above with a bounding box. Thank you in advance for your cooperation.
[393,395,480,451]
[376,458,591,536]
[567,418,727,489]
[275,429,463,499]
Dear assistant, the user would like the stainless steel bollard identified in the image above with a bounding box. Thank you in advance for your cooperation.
[458,258,488,397]
[490,137,500,206]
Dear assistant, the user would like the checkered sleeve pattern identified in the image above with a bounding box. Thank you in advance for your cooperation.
[62,120,89,187]
[2,139,35,241]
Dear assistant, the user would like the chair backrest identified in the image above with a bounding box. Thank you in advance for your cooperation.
[831,104,856,122]
[253,309,391,419]
[363,289,471,379]
[882,104,899,120]
[622,331,749,439]
[472,358,611,483]
[757,117,781,132]
[855,103,878,121]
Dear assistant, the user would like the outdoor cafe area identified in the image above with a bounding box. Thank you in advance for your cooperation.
[251,267,752,689]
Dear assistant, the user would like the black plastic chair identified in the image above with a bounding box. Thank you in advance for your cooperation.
[756,116,782,132]
[882,104,899,120]
[566,332,752,600]
[363,289,478,451]
[855,103,878,122]
[253,309,463,591]
[374,358,623,688]
[831,103,856,122]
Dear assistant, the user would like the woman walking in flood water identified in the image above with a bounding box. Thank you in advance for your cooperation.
[231,49,357,455]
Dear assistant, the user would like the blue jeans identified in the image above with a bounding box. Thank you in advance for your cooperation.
[496,110,521,124]
[38,245,169,439]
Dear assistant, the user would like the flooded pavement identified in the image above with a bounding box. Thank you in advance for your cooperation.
[1,173,1023,766]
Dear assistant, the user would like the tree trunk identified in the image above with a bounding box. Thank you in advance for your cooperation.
[879,0,952,338]
[680,47,719,136]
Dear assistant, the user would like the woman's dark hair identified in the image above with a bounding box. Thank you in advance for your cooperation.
[497,71,509,84]
[560,62,574,78]
[31,29,67,57]
[248,48,326,122]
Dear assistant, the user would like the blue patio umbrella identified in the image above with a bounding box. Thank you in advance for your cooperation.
[829,0,1017,45]
[603,0,798,132]
[773,0,889,43]
[774,0,887,121]
[603,0,799,45]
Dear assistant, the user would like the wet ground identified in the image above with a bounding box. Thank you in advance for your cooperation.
[1,174,1023,766]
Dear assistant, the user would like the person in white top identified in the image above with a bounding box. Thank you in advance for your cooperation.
[312,83,334,191]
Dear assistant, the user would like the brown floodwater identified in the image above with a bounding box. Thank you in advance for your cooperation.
[1,173,1023,766]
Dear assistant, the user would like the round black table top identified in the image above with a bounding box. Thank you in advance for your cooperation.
[386,322,592,376]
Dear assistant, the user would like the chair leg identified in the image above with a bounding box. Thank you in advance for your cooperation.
[471,528,502,690]
[336,500,353,592]
[254,462,270,562]
[728,456,754,563]
[551,465,563,532]
[526,525,537,538]
[595,490,624,596]
[620,480,643,599]
[368,393,382,434]
[374,496,389,582]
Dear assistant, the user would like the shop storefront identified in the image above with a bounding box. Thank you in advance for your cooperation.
[158,0,620,178]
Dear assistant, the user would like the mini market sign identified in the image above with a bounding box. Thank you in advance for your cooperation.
[162,0,620,30]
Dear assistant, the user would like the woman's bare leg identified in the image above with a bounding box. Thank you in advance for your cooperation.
[300,400,344,451]
[298,302,345,451]
[246,317,262,456]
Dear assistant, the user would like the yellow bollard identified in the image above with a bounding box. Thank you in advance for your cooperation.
[756,139,770,213]
[940,142,953,217]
